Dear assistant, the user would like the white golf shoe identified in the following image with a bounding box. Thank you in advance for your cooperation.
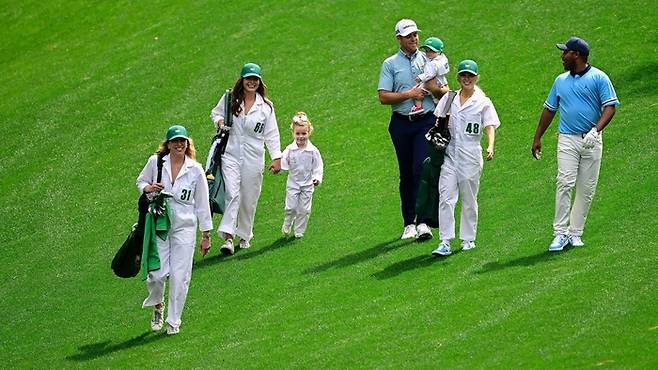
[239,239,251,249]
[432,240,452,256]
[461,240,477,251]
[401,224,417,239]
[549,234,570,252]
[569,235,584,247]
[166,323,179,335]
[416,223,433,241]
[220,239,235,255]
[150,304,164,331]
[282,224,291,236]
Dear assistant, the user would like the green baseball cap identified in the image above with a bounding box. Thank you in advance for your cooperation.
[457,59,479,75]
[166,125,188,141]
[241,63,262,78]
[420,37,444,52]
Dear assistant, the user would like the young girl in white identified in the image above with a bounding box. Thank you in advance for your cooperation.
[281,112,324,238]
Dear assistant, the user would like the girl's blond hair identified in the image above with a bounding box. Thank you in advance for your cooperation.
[290,111,314,135]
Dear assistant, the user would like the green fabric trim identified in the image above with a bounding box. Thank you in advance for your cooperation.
[141,195,171,280]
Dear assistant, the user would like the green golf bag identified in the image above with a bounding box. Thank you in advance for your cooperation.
[415,91,456,228]
[206,89,233,215]
[112,154,164,278]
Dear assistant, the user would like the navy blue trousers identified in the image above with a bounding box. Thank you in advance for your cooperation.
[388,112,435,226]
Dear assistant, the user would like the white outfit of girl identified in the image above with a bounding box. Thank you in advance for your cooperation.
[137,154,213,331]
[434,87,500,242]
[210,92,281,242]
[281,140,323,237]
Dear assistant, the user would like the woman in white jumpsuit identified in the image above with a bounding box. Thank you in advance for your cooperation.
[210,63,282,254]
[136,125,213,335]
[431,60,500,256]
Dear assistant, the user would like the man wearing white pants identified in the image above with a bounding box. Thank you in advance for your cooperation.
[532,37,619,252]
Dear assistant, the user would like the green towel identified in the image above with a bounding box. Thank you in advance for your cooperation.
[141,195,171,280]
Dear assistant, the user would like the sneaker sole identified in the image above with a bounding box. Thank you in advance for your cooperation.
[431,251,451,257]
[219,247,234,255]
[417,233,433,241]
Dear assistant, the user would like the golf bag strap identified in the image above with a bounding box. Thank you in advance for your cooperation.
[224,89,234,128]
[439,91,457,118]
[156,154,164,183]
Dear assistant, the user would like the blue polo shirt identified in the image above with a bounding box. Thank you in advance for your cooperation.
[544,65,620,134]
[378,49,437,115]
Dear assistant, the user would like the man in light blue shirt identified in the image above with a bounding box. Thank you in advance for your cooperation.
[532,36,619,252]
[378,19,449,241]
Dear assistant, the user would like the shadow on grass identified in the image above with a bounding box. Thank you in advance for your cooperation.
[476,249,560,274]
[303,238,414,274]
[371,249,461,280]
[193,237,295,269]
[66,331,165,362]
[615,61,658,98]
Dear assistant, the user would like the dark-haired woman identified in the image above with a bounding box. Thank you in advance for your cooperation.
[210,63,282,255]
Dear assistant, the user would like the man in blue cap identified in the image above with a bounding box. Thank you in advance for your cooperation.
[532,37,620,252]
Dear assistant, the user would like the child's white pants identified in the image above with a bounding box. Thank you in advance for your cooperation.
[283,186,314,236]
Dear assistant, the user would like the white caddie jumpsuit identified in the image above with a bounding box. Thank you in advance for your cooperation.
[137,154,213,330]
[280,140,324,236]
[435,87,500,242]
[210,92,281,242]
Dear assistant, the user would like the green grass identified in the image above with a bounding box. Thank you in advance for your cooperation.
[1,0,657,368]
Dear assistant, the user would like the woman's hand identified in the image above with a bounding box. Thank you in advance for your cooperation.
[199,232,211,257]
[216,118,225,132]
[145,183,164,193]
[486,147,494,161]
[269,158,282,174]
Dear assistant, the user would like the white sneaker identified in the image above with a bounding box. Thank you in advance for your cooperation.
[549,234,569,252]
[416,223,433,241]
[166,323,179,335]
[401,224,417,239]
[432,240,452,256]
[282,224,291,236]
[295,233,304,239]
[461,240,476,250]
[219,239,234,255]
[150,304,164,331]
[569,235,584,247]
[239,239,251,249]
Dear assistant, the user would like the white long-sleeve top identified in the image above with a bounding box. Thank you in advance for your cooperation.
[136,154,213,232]
[280,140,323,189]
[210,92,282,168]
[433,86,500,179]
[417,53,450,86]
